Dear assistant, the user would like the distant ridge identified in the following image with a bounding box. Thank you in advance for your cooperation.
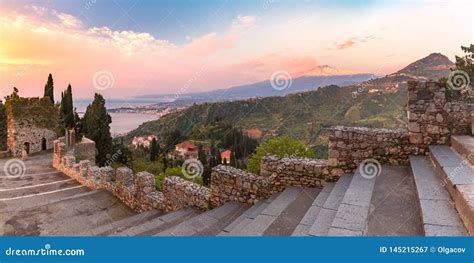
[391,53,454,80]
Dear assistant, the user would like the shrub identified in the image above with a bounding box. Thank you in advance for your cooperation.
[246,136,315,174]
[154,167,204,191]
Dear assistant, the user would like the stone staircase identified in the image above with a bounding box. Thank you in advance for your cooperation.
[2,133,473,236]
[0,152,137,236]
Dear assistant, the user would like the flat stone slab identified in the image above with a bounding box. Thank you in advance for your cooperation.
[235,214,275,236]
[424,224,467,236]
[429,145,464,167]
[327,227,363,236]
[444,166,474,185]
[410,156,450,201]
[308,208,337,236]
[222,199,269,234]
[340,170,376,208]
[323,174,352,210]
[451,135,474,165]
[261,186,301,217]
[419,199,465,227]
[330,203,369,232]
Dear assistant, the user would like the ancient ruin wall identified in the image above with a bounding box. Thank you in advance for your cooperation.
[6,97,58,157]
[327,126,420,175]
[53,139,210,212]
[407,81,473,146]
[211,156,328,206]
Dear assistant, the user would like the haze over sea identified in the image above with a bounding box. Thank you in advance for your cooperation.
[75,99,160,137]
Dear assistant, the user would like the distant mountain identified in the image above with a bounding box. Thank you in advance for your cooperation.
[390,53,454,80]
[138,70,377,104]
[124,52,454,157]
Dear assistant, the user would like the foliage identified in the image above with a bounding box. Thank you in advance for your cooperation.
[247,136,315,174]
[82,93,113,166]
[150,138,159,161]
[5,88,60,133]
[450,44,474,102]
[0,101,6,150]
[59,84,75,131]
[43,73,54,104]
[154,167,203,191]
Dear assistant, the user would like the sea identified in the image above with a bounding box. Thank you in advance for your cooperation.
[75,99,161,137]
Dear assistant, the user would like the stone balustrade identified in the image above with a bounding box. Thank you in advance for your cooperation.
[407,81,473,147]
[327,126,421,175]
[53,139,210,213]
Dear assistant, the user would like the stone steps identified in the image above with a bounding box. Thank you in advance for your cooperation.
[0,178,77,199]
[365,165,423,236]
[0,171,68,189]
[0,184,91,213]
[223,186,305,236]
[1,189,135,236]
[429,145,474,235]
[79,209,163,236]
[307,174,352,236]
[451,135,474,165]
[410,156,467,236]
[292,183,334,236]
[327,169,376,236]
[156,202,249,236]
[219,193,280,236]
[121,207,201,236]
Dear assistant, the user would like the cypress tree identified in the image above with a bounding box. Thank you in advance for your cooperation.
[0,101,6,150]
[150,138,158,161]
[60,84,74,129]
[44,73,54,104]
[82,93,113,166]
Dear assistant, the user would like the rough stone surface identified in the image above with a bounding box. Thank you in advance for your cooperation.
[53,138,211,213]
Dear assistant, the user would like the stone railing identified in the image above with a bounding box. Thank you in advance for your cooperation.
[211,165,271,206]
[407,81,473,146]
[211,156,328,206]
[53,139,211,212]
[163,176,211,211]
[327,126,421,175]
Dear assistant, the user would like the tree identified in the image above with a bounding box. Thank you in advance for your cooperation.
[0,101,6,150]
[164,129,183,153]
[82,93,113,166]
[150,138,159,161]
[44,73,54,104]
[247,136,315,174]
[198,144,211,186]
[230,150,237,167]
[59,84,74,130]
[455,44,474,79]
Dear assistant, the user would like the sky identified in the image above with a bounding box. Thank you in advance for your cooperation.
[0,0,473,100]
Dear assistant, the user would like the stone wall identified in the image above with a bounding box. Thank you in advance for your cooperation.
[211,165,271,206]
[53,139,211,213]
[407,81,473,146]
[6,96,59,157]
[327,126,422,175]
[163,176,211,211]
[211,156,328,206]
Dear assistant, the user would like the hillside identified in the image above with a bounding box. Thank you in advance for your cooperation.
[125,53,454,157]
